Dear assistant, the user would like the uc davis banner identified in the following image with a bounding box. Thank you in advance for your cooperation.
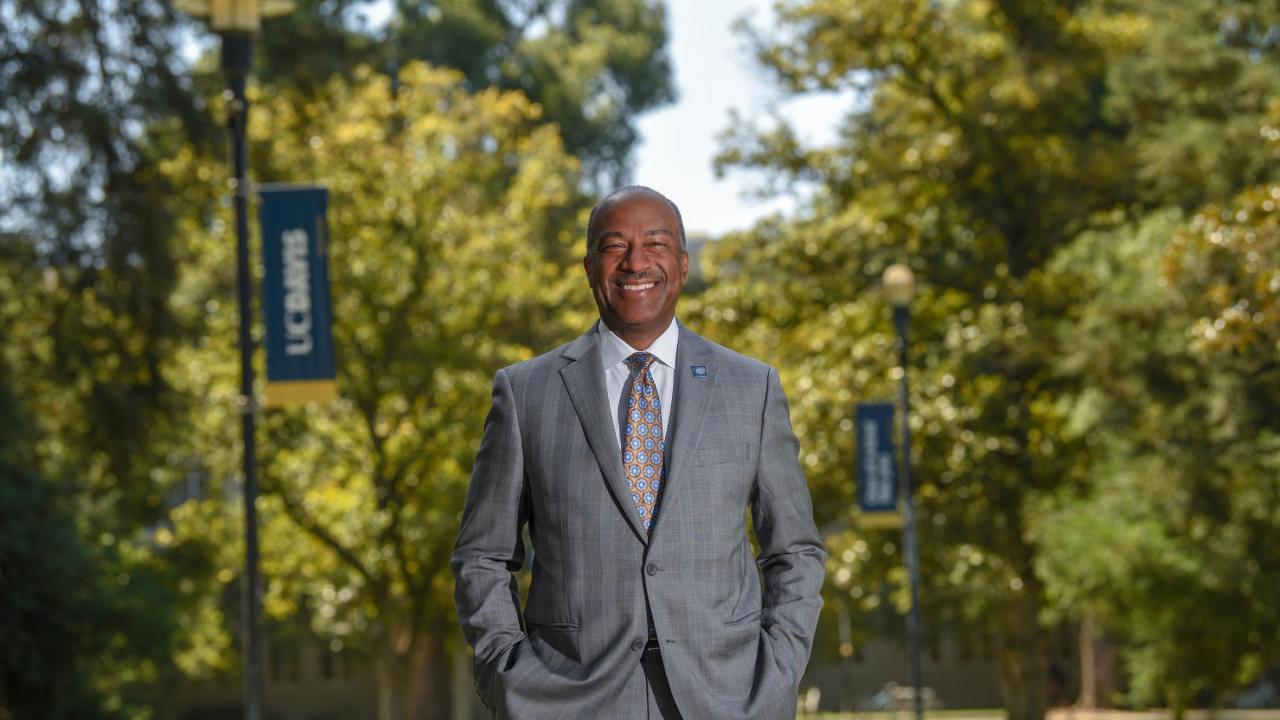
[259,185,337,406]
[855,402,901,528]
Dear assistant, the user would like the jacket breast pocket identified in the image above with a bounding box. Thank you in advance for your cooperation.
[695,442,752,467]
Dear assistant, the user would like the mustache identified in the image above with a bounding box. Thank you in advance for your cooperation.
[612,271,663,284]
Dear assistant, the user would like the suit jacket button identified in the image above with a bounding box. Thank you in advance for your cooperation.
[630,639,644,652]
[645,563,658,576]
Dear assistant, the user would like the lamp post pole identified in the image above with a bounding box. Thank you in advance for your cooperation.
[223,31,265,720]
[174,3,293,718]
[884,263,925,720]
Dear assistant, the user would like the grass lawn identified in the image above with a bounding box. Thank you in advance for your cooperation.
[800,711,1280,720]
[800,711,1004,720]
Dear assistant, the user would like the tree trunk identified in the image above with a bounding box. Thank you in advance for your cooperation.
[374,631,454,720]
[1168,684,1187,720]
[996,594,1050,720]
[452,644,483,720]
[1079,615,1119,709]
[1080,614,1096,709]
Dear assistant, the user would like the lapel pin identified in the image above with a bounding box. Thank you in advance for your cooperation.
[691,365,709,378]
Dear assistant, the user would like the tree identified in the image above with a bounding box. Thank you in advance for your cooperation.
[706,0,1133,713]
[251,0,676,188]
[1031,8,1280,709]
[698,0,1280,716]
[0,374,217,720]
[1033,178,1280,713]
[0,0,216,527]
[0,385,116,719]
[161,62,591,719]
[2,2,670,716]
[0,4,232,710]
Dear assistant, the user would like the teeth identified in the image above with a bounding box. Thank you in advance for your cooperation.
[622,282,656,291]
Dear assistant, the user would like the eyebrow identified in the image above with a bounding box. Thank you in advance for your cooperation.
[595,228,674,242]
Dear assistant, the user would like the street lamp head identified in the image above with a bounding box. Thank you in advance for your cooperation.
[882,263,916,307]
[175,0,295,33]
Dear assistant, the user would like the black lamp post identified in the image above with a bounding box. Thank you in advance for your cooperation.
[883,262,925,720]
[174,2,293,718]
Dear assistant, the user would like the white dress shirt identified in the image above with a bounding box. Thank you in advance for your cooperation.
[598,318,679,450]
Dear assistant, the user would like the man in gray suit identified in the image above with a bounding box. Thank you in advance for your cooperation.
[452,186,826,719]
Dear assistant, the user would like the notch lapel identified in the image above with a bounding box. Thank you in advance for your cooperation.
[653,324,716,534]
[560,329,649,544]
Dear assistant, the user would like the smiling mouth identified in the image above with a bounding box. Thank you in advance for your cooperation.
[619,281,657,292]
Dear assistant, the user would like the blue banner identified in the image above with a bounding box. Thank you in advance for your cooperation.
[856,402,900,523]
[259,185,337,406]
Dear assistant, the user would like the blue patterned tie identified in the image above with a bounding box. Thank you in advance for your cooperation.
[622,352,665,532]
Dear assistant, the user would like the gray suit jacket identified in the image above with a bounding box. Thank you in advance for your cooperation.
[451,322,826,719]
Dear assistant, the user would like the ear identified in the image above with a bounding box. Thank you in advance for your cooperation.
[679,250,689,284]
[583,254,593,285]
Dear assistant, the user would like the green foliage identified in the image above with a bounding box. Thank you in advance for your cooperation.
[1034,186,1280,708]
[0,389,112,719]
[1169,182,1280,375]
[7,0,1280,715]
[1107,3,1279,209]
[0,383,199,720]
[0,0,213,528]
[701,0,1280,714]
[159,62,591,714]
[4,1,673,713]
[0,5,224,709]
[251,0,676,187]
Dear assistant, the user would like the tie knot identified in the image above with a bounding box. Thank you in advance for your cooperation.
[625,352,656,371]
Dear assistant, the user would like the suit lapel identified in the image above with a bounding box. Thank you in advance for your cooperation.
[654,323,717,535]
[560,326,649,544]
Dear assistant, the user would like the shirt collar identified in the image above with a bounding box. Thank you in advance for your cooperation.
[598,318,680,371]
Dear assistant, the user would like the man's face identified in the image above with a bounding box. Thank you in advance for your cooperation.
[583,193,689,349]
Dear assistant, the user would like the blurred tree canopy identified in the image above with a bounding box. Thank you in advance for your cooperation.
[1,1,670,717]
[5,0,1280,717]
[0,0,670,521]
[0,0,214,528]
[0,4,216,715]
[0,376,215,718]
[0,386,128,719]
[694,0,1280,716]
[253,0,675,188]
[1035,177,1280,711]
[159,62,591,720]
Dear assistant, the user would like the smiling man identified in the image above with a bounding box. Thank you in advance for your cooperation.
[452,186,826,719]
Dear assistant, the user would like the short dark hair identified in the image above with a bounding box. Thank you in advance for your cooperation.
[585,185,687,256]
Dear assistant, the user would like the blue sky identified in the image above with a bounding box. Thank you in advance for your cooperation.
[633,1,852,236]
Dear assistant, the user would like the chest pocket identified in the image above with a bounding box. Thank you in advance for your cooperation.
[695,442,752,466]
